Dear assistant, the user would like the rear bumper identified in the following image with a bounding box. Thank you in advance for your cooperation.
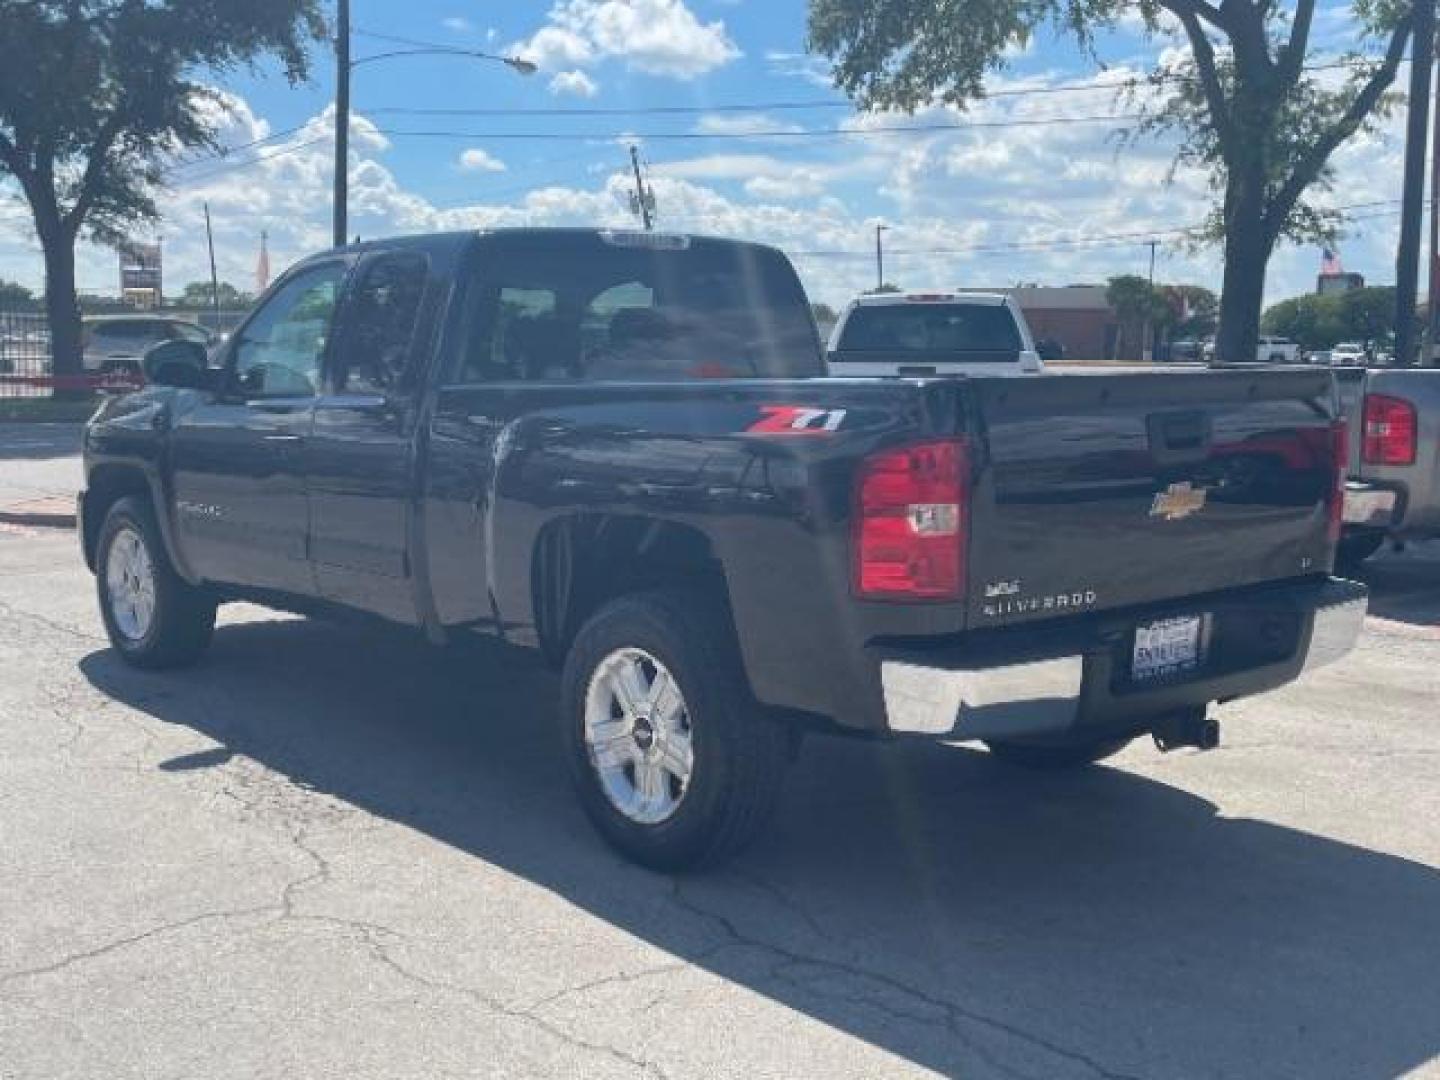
[1343,482,1398,528]
[873,577,1368,738]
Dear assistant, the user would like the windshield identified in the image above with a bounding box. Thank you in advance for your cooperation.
[834,302,1023,360]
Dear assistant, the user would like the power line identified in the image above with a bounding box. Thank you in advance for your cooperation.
[357,55,1405,119]
[358,112,1143,143]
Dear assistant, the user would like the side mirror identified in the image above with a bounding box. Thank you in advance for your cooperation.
[143,339,211,389]
[1035,339,1064,363]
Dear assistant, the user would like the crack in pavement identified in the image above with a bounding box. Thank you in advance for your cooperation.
[667,878,1144,1080]
[0,598,104,644]
[352,927,677,1080]
[0,906,276,988]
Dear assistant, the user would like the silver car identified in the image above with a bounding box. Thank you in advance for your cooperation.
[82,316,215,374]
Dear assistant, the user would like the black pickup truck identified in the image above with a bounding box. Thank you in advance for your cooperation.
[81,228,1367,869]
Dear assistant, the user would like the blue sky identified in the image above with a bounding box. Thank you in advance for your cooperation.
[0,0,1413,307]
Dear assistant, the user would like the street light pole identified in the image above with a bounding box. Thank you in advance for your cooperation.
[332,10,536,250]
[333,0,350,249]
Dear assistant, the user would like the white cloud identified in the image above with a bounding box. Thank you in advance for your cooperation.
[0,71,1416,315]
[516,0,740,79]
[549,69,599,98]
[457,148,507,173]
[694,113,805,136]
[441,16,474,33]
[765,50,834,89]
[744,173,826,200]
[519,25,595,70]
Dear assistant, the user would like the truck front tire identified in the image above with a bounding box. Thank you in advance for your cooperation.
[559,592,789,870]
[96,496,216,669]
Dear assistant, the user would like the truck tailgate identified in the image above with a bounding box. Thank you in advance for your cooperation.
[966,368,1338,626]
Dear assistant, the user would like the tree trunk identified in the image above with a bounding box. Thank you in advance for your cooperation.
[39,221,85,399]
[1214,175,1274,364]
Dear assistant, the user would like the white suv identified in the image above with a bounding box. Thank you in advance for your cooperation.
[82,316,215,374]
[824,291,1044,377]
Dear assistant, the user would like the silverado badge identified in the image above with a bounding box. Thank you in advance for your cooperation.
[1150,481,1207,522]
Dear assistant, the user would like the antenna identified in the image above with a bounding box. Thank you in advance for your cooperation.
[628,144,656,231]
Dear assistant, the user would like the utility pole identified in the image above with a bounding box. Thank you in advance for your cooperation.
[203,202,221,326]
[874,224,888,291]
[332,0,351,249]
[1143,239,1159,363]
[1395,0,1435,366]
[628,145,655,230]
[1429,59,1440,367]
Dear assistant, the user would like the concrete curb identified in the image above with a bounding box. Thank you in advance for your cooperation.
[0,497,76,529]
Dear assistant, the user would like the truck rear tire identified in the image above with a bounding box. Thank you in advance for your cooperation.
[96,496,216,669]
[984,734,1133,770]
[559,592,789,871]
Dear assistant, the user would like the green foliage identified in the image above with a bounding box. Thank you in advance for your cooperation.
[0,0,324,376]
[810,302,838,324]
[0,278,36,308]
[1262,286,1396,349]
[180,280,252,308]
[808,0,1412,359]
[0,0,324,246]
[867,282,902,294]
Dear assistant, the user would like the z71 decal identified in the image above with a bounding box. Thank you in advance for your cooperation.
[746,405,848,435]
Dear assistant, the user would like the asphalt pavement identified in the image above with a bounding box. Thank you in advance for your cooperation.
[1,507,1439,1077]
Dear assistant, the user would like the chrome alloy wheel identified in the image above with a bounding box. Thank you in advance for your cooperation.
[105,525,157,642]
[583,647,695,825]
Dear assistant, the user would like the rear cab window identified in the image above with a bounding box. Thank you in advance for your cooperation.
[454,232,821,383]
[833,302,1023,362]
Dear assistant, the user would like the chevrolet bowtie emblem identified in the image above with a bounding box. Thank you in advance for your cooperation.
[1150,481,1207,521]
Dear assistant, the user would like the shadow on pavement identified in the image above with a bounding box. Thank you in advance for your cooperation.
[1354,544,1440,628]
[81,616,1440,1078]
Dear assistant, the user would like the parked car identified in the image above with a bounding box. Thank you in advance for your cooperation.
[1335,366,1440,566]
[82,315,216,375]
[1327,342,1369,366]
[1202,336,1301,364]
[80,228,1365,869]
[825,290,1046,375]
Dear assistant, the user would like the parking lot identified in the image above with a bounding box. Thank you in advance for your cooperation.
[2,461,1439,1077]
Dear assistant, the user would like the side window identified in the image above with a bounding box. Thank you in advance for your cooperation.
[457,286,560,383]
[232,263,344,398]
[335,253,428,394]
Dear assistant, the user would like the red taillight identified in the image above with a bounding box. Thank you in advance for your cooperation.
[854,439,967,600]
[1362,393,1417,466]
[1329,420,1347,543]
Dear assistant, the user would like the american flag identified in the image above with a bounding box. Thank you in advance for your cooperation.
[1321,246,1343,275]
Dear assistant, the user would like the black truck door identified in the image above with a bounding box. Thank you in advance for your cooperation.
[306,251,432,624]
[170,261,346,595]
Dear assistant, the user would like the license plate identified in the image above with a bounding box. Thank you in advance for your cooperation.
[1132,615,1205,682]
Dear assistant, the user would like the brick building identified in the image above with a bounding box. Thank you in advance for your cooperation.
[998,285,1123,361]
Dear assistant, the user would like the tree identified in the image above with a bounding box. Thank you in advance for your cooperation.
[1262,286,1396,349]
[808,0,1411,364]
[0,278,37,309]
[1106,274,1166,359]
[0,2,324,390]
[1163,284,1219,340]
[180,280,252,308]
[867,282,902,294]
